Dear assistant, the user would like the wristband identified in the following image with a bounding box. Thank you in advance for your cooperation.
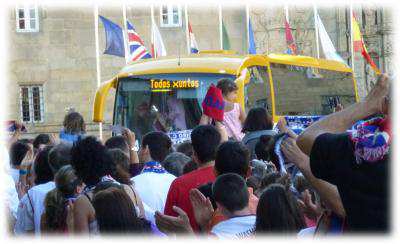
[19,169,29,175]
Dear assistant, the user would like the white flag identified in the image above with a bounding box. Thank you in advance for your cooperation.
[315,13,347,65]
[151,22,167,58]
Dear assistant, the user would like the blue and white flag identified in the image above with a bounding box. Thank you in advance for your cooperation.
[248,20,256,54]
[126,20,152,61]
[99,15,125,57]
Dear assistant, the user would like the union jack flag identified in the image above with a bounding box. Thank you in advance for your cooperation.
[126,20,152,61]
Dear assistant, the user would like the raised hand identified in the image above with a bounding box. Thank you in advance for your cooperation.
[364,74,389,115]
[154,206,193,235]
[297,189,322,221]
[189,188,214,230]
[281,137,308,168]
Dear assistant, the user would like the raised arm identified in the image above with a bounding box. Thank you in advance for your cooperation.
[281,138,346,218]
[297,74,389,155]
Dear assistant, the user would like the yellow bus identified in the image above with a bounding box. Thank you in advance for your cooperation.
[93,51,358,143]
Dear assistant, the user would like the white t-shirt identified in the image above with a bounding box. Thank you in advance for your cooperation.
[211,215,256,239]
[14,181,55,235]
[132,172,176,213]
[5,173,19,219]
[9,168,20,184]
[297,226,316,236]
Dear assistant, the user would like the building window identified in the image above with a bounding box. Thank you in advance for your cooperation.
[19,85,44,123]
[160,4,182,27]
[15,5,39,32]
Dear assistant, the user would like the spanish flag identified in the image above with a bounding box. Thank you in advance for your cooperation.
[352,13,381,75]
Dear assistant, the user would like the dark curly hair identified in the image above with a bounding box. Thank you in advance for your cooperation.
[71,136,116,187]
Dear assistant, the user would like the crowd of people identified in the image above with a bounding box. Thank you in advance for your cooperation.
[3,75,390,238]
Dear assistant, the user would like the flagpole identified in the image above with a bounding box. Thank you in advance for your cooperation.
[350,3,355,72]
[150,4,156,58]
[219,4,222,50]
[185,4,190,54]
[284,4,289,23]
[246,4,250,54]
[122,2,129,64]
[94,4,103,140]
[313,4,320,59]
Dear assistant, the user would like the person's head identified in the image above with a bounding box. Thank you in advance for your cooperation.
[255,183,305,233]
[63,111,85,134]
[139,131,172,163]
[105,136,130,155]
[92,187,151,233]
[9,141,30,168]
[212,173,249,217]
[33,134,51,150]
[48,143,72,175]
[242,107,273,133]
[108,148,131,185]
[257,172,281,196]
[32,146,54,185]
[246,176,260,193]
[255,135,281,171]
[216,78,238,102]
[214,141,251,178]
[190,125,221,165]
[162,152,191,177]
[182,160,198,175]
[176,141,193,157]
[71,136,115,187]
[43,165,82,232]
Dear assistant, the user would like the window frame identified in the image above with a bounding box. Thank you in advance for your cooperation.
[15,4,39,33]
[19,85,44,123]
[159,4,182,28]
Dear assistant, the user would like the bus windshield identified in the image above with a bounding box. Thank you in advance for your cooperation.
[269,63,356,116]
[114,73,236,143]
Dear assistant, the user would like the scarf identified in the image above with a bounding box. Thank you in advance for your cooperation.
[82,175,119,194]
[284,116,322,135]
[348,116,390,164]
[141,161,167,174]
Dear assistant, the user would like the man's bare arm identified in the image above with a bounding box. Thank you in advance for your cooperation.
[297,74,389,155]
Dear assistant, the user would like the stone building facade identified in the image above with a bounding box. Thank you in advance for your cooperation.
[6,3,393,138]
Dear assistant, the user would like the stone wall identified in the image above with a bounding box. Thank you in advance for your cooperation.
[6,3,393,139]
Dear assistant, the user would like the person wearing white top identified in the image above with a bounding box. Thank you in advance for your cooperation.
[133,169,176,213]
[133,132,176,214]
[14,143,72,235]
[14,181,56,234]
[210,173,256,239]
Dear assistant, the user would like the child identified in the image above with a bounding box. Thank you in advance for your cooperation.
[210,173,256,238]
[216,78,246,141]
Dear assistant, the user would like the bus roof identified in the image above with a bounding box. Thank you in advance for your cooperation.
[119,54,246,77]
[116,53,352,79]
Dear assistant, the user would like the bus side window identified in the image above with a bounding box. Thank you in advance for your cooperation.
[245,66,272,113]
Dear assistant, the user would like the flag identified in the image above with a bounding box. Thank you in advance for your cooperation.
[352,13,380,74]
[284,20,297,55]
[222,20,231,50]
[248,20,256,54]
[315,12,347,65]
[126,20,152,61]
[188,22,199,53]
[99,15,125,57]
[151,22,167,58]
